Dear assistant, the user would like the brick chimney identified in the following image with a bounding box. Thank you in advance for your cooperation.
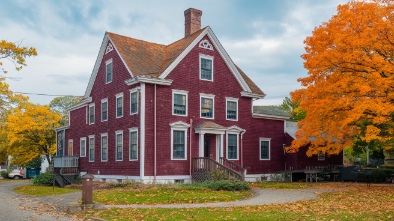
[184,8,202,38]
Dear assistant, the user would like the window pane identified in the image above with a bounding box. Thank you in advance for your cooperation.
[260,141,269,159]
[116,97,123,117]
[174,94,186,115]
[227,101,237,119]
[173,130,185,159]
[89,138,95,161]
[80,140,86,157]
[201,98,213,118]
[89,106,95,124]
[201,58,212,80]
[130,131,138,160]
[130,92,138,114]
[102,101,107,121]
[106,62,112,83]
[116,134,123,160]
[101,136,107,161]
[228,134,237,159]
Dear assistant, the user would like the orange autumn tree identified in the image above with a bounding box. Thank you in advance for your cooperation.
[289,0,394,157]
[5,103,62,165]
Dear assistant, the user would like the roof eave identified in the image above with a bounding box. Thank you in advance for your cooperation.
[125,76,173,86]
[252,113,290,120]
[241,91,266,99]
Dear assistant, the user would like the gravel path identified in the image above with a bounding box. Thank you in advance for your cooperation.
[104,188,330,209]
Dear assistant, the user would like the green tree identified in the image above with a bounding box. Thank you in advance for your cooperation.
[279,97,306,122]
[49,96,82,125]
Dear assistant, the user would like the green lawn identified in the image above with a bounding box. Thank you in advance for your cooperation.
[77,183,394,221]
[14,185,80,196]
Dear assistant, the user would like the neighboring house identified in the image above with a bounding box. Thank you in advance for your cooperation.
[55,8,342,184]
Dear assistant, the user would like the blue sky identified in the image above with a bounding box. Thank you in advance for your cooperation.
[0,0,347,105]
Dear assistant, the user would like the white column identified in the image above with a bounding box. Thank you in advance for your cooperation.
[140,83,145,180]
[199,133,205,157]
[220,134,224,158]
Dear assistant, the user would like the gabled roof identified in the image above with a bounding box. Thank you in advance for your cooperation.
[194,121,227,130]
[84,27,265,99]
[253,106,291,120]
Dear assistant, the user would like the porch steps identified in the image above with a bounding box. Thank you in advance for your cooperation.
[54,174,78,187]
[192,157,245,183]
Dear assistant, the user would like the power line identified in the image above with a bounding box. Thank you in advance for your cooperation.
[13,92,80,97]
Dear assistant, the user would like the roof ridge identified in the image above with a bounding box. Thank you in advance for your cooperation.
[106,31,166,47]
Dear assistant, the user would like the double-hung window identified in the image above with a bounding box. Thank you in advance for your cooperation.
[116,93,123,118]
[226,98,238,120]
[172,90,188,116]
[80,138,86,157]
[170,121,190,160]
[200,55,213,81]
[260,138,270,160]
[200,94,214,119]
[130,90,138,115]
[88,104,95,125]
[227,134,238,160]
[101,133,108,161]
[129,128,138,160]
[106,59,112,83]
[101,98,108,122]
[89,135,95,162]
[116,131,123,161]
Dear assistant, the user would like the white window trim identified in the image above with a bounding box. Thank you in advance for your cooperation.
[318,152,325,161]
[199,54,214,81]
[115,130,123,161]
[101,98,108,122]
[101,133,108,162]
[105,59,113,84]
[226,97,238,121]
[226,133,239,160]
[88,135,95,162]
[68,139,73,156]
[130,88,139,115]
[259,138,271,160]
[172,89,188,117]
[115,92,124,118]
[88,103,95,125]
[129,128,138,161]
[80,137,86,157]
[200,93,215,119]
[170,121,190,161]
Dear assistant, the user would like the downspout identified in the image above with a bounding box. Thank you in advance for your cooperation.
[154,84,157,184]
[240,129,246,167]
[189,119,193,176]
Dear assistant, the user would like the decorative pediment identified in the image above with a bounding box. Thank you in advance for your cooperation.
[227,125,245,134]
[105,43,113,54]
[170,121,191,129]
[199,39,213,50]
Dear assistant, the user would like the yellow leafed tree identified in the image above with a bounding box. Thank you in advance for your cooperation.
[0,40,37,74]
[5,103,62,165]
[289,0,394,156]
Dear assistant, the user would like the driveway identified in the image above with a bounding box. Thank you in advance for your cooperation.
[0,180,80,221]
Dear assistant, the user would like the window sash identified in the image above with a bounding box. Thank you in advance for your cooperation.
[201,98,213,118]
[260,141,270,159]
[89,137,95,161]
[227,101,237,119]
[227,134,237,159]
[116,96,123,117]
[173,94,186,115]
[200,58,212,80]
[89,106,95,124]
[129,131,138,160]
[130,92,138,114]
[101,136,108,161]
[101,101,108,121]
[106,62,112,83]
[116,133,123,160]
[80,139,86,157]
[173,130,185,159]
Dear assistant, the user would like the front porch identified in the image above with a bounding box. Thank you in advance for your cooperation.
[53,156,80,187]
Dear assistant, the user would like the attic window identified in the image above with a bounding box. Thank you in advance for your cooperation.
[105,43,113,54]
[199,40,213,50]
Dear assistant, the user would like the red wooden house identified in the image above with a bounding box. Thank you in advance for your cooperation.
[54,8,343,184]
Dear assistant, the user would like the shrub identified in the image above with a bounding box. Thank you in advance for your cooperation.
[1,170,9,179]
[202,180,250,191]
[31,171,53,186]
